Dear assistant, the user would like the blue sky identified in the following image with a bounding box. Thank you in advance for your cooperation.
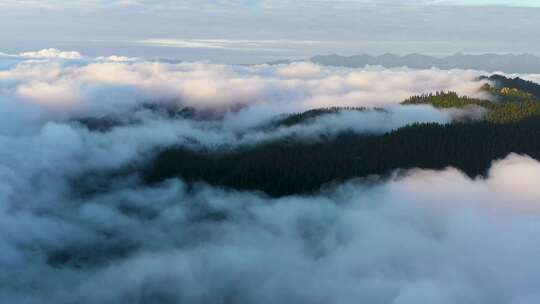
[1,0,539,62]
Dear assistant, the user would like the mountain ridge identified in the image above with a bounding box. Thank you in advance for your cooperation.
[307,53,540,73]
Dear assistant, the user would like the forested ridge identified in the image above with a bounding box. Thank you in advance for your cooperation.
[480,74,540,99]
[81,75,540,197]
[270,107,374,128]
[402,75,540,123]
[143,116,540,196]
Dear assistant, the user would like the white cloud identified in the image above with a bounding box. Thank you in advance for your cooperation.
[0,50,539,303]
[0,51,492,142]
[0,52,488,118]
[18,48,83,59]
[17,81,81,105]
[96,55,139,62]
[137,38,325,51]
[2,151,540,303]
[276,61,322,78]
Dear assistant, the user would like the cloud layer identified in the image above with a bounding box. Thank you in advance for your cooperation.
[1,50,538,303]
[0,50,487,135]
[2,151,540,303]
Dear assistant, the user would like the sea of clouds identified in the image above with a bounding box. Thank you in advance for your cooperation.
[1,49,539,303]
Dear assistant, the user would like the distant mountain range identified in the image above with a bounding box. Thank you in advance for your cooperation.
[308,53,540,73]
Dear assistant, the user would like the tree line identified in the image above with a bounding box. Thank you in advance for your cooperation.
[142,117,540,197]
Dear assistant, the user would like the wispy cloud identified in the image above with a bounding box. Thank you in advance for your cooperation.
[137,38,325,51]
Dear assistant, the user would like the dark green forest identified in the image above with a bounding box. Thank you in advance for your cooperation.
[402,90,540,123]
[143,117,540,196]
[401,75,540,123]
[480,74,540,99]
[80,75,540,197]
[270,107,372,128]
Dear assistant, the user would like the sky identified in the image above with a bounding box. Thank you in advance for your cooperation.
[1,0,540,62]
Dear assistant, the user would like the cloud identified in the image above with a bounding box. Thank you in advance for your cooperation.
[276,61,322,78]
[137,38,325,51]
[17,81,81,105]
[0,50,539,303]
[0,52,488,124]
[96,55,139,62]
[18,48,83,59]
[0,50,490,154]
[231,105,454,144]
[0,51,489,146]
[2,151,540,303]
